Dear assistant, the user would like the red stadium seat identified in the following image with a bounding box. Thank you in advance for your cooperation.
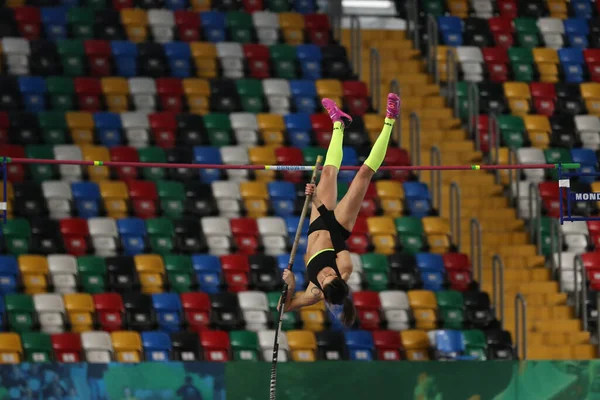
[582,252,600,290]
[384,148,412,182]
[538,182,561,217]
[347,216,371,254]
[587,221,600,247]
[304,14,331,46]
[342,81,370,116]
[74,78,103,112]
[93,293,124,332]
[0,112,9,145]
[0,145,25,182]
[220,255,250,292]
[487,17,514,48]
[174,11,201,42]
[230,218,261,255]
[497,0,518,19]
[482,47,509,83]
[359,183,378,217]
[112,0,132,10]
[584,50,600,83]
[530,83,556,116]
[156,78,184,113]
[311,114,334,148]
[275,147,304,183]
[127,180,159,219]
[372,330,403,361]
[181,292,211,332]
[14,7,41,40]
[149,112,178,149]
[59,218,91,256]
[51,333,82,363]
[84,40,113,77]
[352,291,382,331]
[110,146,140,181]
[477,115,496,153]
[243,0,264,13]
[200,330,231,361]
[443,253,473,292]
[243,44,271,79]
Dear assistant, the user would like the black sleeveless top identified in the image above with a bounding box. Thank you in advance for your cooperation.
[306,249,342,291]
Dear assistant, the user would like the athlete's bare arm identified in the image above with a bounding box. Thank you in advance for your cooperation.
[280,270,323,312]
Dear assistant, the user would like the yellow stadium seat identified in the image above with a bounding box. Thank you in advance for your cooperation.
[422,217,451,253]
[1,182,13,219]
[503,82,531,115]
[408,290,438,330]
[400,330,430,361]
[183,78,210,115]
[99,180,129,219]
[581,83,600,115]
[257,114,285,145]
[111,331,142,363]
[0,333,22,364]
[19,255,49,294]
[279,12,305,45]
[435,46,456,82]
[448,0,468,17]
[547,0,568,18]
[64,293,95,333]
[134,255,165,294]
[191,42,218,78]
[6,0,24,7]
[101,77,129,112]
[248,146,276,165]
[121,9,148,43]
[315,79,343,105]
[80,145,110,182]
[367,216,397,254]
[191,0,211,11]
[66,111,95,145]
[301,301,326,332]
[286,330,317,362]
[533,48,559,82]
[375,181,404,217]
[240,181,269,217]
[524,115,551,149]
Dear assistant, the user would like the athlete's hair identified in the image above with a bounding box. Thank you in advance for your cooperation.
[323,277,356,326]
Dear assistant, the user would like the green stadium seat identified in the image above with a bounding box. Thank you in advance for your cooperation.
[538,216,556,256]
[360,253,389,291]
[56,40,86,77]
[203,113,233,147]
[436,290,464,330]
[337,182,348,201]
[395,216,426,254]
[68,8,95,39]
[423,0,445,16]
[462,329,488,360]
[508,47,536,82]
[455,81,470,119]
[2,219,31,255]
[156,180,185,218]
[514,18,541,48]
[37,111,68,144]
[146,218,175,255]
[230,330,260,361]
[270,44,298,79]
[267,291,298,331]
[6,294,36,333]
[138,147,167,181]
[85,0,107,9]
[226,11,255,44]
[164,254,195,293]
[236,79,266,114]
[268,0,291,11]
[76,256,107,294]
[544,148,572,180]
[46,77,75,112]
[21,332,53,363]
[25,145,57,181]
[496,115,527,149]
[302,147,327,166]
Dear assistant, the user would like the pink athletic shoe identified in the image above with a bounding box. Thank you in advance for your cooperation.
[386,93,401,119]
[321,98,353,126]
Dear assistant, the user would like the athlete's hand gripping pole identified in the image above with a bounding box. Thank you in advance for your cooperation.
[269,155,323,400]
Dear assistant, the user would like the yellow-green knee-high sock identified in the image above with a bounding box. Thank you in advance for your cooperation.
[324,121,344,169]
[364,118,395,172]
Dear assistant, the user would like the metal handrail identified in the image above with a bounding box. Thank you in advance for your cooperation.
[550,219,563,292]
[426,15,439,83]
[515,293,528,360]
[446,49,458,107]
[349,16,362,78]
[575,255,588,331]
[389,79,401,146]
[492,255,505,329]
[528,182,542,254]
[430,146,442,212]
[407,0,420,50]
[470,218,483,283]
[410,112,422,179]
[468,82,480,152]
[449,182,461,251]
[370,48,381,114]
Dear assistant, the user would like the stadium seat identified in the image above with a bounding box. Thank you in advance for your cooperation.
[111,330,142,362]
[52,332,82,362]
[21,332,53,363]
[170,331,201,361]
[287,330,317,361]
[344,330,374,361]
[230,330,260,361]
[64,293,95,332]
[81,331,113,363]
[142,331,171,362]
[258,330,289,361]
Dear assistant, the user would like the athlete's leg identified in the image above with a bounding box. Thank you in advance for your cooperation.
[309,98,352,223]
[335,93,400,231]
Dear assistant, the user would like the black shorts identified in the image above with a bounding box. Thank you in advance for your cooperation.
[307,211,352,241]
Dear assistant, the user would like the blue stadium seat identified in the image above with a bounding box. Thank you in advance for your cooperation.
[152,293,183,332]
[18,77,47,112]
[339,146,358,183]
[558,48,585,83]
[194,146,223,183]
[294,0,316,13]
[284,112,314,146]
[402,182,433,217]
[296,45,322,80]
[71,182,101,218]
[191,254,222,293]
[570,0,593,19]
[563,18,589,48]
[163,42,192,78]
[94,112,123,147]
[571,148,598,184]
[0,256,19,294]
[437,16,463,46]
[344,330,374,361]
[416,253,446,291]
[284,215,309,255]
[276,254,306,289]
[200,11,227,43]
[165,0,186,10]
[268,181,296,216]
[433,329,472,360]
[41,7,68,40]
[111,41,139,78]
[117,218,147,256]
[142,331,172,362]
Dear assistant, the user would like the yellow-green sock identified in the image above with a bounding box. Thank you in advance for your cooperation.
[324,121,344,169]
[364,118,395,172]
